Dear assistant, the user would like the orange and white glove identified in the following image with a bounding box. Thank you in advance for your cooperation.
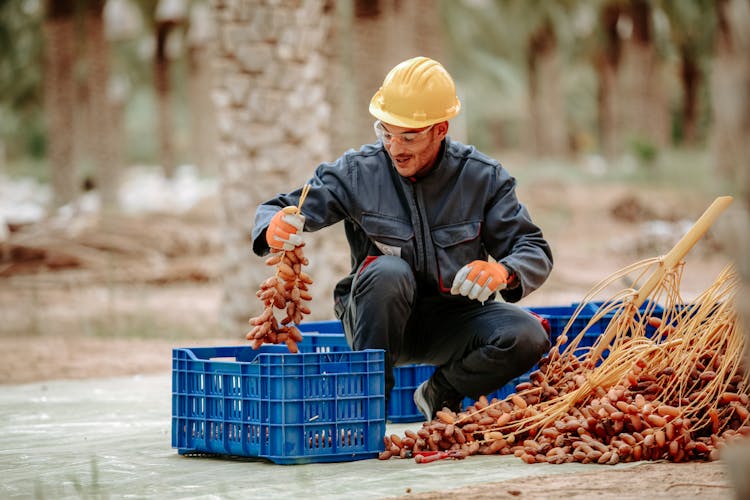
[265,207,305,251]
[450,260,509,303]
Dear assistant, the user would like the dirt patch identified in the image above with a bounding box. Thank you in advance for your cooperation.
[0,335,239,385]
[387,461,733,499]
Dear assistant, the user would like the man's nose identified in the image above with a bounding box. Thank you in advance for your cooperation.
[388,139,407,154]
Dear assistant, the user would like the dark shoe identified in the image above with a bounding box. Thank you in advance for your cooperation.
[413,375,462,421]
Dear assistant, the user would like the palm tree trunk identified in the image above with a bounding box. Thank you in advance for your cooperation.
[349,0,400,148]
[710,0,747,180]
[527,20,567,157]
[595,55,619,159]
[43,0,77,210]
[84,0,118,210]
[331,0,445,154]
[213,0,334,334]
[617,0,669,150]
[187,3,218,174]
[678,45,700,145]
[595,2,623,159]
[155,19,177,178]
[327,0,354,158]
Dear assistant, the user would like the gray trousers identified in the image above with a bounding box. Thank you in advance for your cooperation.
[337,255,550,400]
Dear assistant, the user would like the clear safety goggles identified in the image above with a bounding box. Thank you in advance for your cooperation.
[373,120,434,145]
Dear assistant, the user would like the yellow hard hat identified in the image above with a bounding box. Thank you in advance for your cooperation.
[369,56,461,128]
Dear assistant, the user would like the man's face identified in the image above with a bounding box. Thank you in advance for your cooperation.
[378,121,448,178]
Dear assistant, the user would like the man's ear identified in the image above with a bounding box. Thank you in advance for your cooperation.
[435,121,449,140]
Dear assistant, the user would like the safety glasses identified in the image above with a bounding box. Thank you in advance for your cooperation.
[373,120,434,145]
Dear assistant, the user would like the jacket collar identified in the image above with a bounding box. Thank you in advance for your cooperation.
[406,138,449,182]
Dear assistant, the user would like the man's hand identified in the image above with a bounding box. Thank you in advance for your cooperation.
[450,260,509,303]
[266,207,305,251]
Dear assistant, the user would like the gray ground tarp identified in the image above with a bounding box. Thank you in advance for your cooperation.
[0,374,630,499]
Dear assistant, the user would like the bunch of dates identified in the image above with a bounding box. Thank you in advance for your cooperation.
[246,244,313,352]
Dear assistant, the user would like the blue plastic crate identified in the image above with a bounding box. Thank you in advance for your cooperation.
[388,364,436,422]
[297,322,349,354]
[171,344,386,464]
[297,320,345,335]
[297,324,434,423]
[299,333,350,353]
[672,302,721,323]
[527,304,602,343]
[543,301,667,365]
[578,300,665,342]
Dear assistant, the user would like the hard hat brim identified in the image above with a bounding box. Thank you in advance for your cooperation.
[369,90,461,129]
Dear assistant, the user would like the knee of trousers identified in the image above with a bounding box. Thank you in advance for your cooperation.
[492,314,551,366]
[353,255,416,298]
[519,316,551,363]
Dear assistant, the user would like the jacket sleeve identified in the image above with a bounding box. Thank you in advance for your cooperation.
[482,171,553,302]
[251,155,354,256]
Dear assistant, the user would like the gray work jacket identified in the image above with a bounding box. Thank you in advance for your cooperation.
[252,137,553,308]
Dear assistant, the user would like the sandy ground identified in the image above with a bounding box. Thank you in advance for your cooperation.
[387,461,734,499]
[1,179,746,498]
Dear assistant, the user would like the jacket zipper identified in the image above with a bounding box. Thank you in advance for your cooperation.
[410,182,428,276]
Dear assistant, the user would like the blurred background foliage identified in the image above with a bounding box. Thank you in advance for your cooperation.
[1,0,747,204]
[0,0,45,167]
[1,0,196,182]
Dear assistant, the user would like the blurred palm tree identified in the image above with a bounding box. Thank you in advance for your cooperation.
[659,0,716,146]
[153,0,187,179]
[0,0,45,172]
[441,0,572,156]
[590,1,624,159]
[186,1,217,174]
[616,0,670,154]
[83,0,118,210]
[42,0,122,211]
[710,0,750,181]
[330,0,445,153]
[524,1,573,157]
[43,0,77,209]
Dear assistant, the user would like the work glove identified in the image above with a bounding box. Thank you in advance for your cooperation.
[265,206,305,251]
[450,260,509,303]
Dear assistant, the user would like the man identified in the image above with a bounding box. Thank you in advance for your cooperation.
[252,56,553,420]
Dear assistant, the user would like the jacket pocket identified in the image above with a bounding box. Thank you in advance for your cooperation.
[360,213,415,261]
[432,221,482,292]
